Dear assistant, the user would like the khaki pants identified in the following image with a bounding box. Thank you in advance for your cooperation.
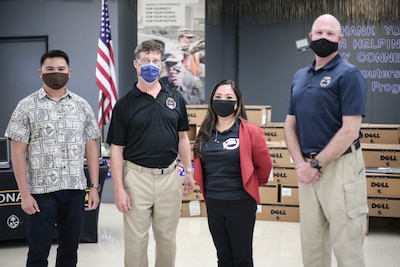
[123,161,182,267]
[299,147,368,267]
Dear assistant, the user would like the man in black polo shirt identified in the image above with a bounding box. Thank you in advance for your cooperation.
[107,40,194,267]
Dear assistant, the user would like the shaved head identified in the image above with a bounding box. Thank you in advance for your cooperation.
[311,14,341,35]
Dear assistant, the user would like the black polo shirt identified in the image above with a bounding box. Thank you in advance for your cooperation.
[107,82,189,168]
[201,121,249,200]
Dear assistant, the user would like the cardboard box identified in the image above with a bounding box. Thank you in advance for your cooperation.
[366,173,400,198]
[256,204,299,222]
[189,141,195,160]
[280,186,299,205]
[186,105,208,125]
[200,201,207,217]
[361,124,400,144]
[187,124,198,140]
[367,197,400,218]
[181,184,204,201]
[368,216,400,228]
[366,216,400,235]
[180,200,202,217]
[266,141,294,167]
[261,122,285,142]
[259,185,279,204]
[245,105,271,126]
[268,167,297,185]
[362,144,400,168]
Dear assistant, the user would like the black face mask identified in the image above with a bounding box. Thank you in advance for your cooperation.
[212,99,237,117]
[42,73,69,90]
[309,38,338,57]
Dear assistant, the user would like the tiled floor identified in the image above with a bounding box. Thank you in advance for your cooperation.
[1,203,399,267]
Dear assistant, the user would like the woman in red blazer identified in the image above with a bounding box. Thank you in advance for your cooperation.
[193,80,272,267]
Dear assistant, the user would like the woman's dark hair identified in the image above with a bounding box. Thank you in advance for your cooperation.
[40,50,69,66]
[193,79,247,155]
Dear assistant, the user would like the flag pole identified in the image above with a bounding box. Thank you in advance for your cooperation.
[96,0,118,157]
[101,94,105,144]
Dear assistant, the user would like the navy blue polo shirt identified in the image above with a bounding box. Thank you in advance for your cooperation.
[107,82,189,168]
[286,54,367,153]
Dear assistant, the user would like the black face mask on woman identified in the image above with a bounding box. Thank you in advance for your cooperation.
[212,99,237,117]
[309,38,338,57]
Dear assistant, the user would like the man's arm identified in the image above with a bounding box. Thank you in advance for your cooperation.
[178,131,194,195]
[10,140,40,214]
[284,115,305,166]
[85,139,100,210]
[284,115,321,184]
[110,144,131,214]
[315,115,362,167]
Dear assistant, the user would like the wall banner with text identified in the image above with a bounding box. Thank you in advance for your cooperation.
[138,0,206,104]
[340,24,400,96]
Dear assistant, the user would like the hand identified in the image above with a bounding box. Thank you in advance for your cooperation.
[114,187,131,214]
[182,173,194,196]
[87,188,100,210]
[169,69,184,87]
[295,161,322,184]
[21,194,40,215]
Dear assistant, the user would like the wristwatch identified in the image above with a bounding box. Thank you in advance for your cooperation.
[185,168,194,174]
[89,183,101,192]
[310,159,322,170]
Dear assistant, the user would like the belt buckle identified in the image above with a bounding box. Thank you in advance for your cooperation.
[309,152,318,159]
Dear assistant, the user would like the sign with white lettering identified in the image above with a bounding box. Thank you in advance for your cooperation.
[141,1,185,26]
[340,25,400,96]
[137,0,206,105]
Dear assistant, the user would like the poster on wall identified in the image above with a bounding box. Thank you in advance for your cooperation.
[138,0,206,104]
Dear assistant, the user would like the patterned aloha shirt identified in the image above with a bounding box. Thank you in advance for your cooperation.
[5,87,100,194]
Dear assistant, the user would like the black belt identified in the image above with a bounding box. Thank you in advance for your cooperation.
[302,140,361,159]
[125,160,177,175]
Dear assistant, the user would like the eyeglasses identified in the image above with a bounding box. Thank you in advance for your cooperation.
[137,58,162,65]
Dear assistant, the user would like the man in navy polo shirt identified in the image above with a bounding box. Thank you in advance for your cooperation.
[284,14,368,267]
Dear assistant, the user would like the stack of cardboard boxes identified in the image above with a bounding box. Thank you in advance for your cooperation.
[361,124,400,231]
[259,123,400,226]
[258,123,299,222]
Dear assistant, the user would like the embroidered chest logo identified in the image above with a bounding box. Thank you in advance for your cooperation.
[320,76,332,87]
[223,138,239,150]
[166,97,176,109]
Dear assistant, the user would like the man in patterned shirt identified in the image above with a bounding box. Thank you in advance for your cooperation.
[4,49,101,267]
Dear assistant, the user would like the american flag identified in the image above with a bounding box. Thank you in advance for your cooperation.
[96,0,118,127]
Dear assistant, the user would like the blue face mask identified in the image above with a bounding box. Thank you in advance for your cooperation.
[140,63,160,83]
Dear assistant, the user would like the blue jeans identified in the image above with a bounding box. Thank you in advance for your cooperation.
[26,190,86,267]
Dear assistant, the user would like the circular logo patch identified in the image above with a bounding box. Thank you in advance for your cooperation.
[7,214,20,229]
[320,76,332,87]
[166,97,176,109]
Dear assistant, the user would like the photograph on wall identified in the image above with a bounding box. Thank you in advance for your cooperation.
[137,0,205,104]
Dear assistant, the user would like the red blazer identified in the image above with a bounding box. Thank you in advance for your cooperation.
[193,120,272,204]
